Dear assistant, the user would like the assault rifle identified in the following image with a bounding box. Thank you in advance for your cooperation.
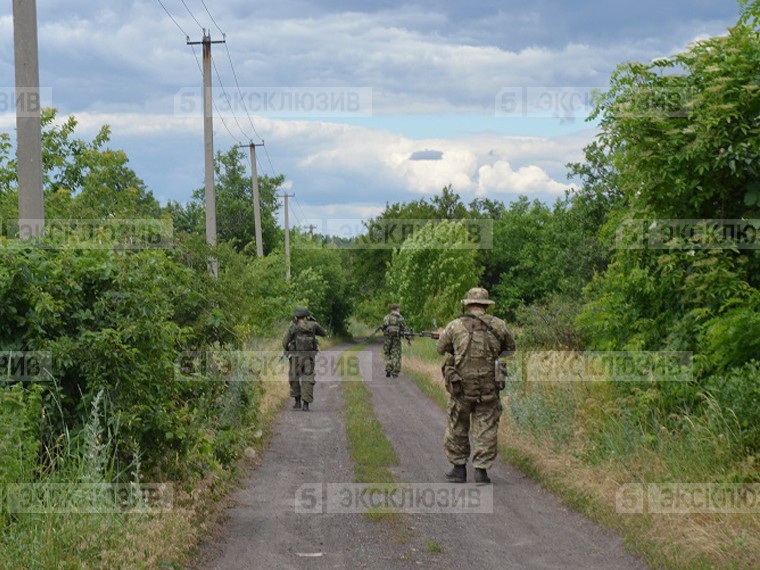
[366,319,440,341]
[402,319,440,341]
[402,330,440,340]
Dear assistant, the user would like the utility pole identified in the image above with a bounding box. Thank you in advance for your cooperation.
[13,0,45,239]
[188,31,225,277]
[306,224,317,239]
[280,193,294,282]
[248,142,265,257]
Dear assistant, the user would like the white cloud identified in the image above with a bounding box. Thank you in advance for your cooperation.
[477,161,569,196]
[0,0,736,213]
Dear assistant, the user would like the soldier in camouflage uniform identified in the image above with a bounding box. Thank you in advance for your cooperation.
[283,306,327,412]
[382,304,407,378]
[436,287,515,484]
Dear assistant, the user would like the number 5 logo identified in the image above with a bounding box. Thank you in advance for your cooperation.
[295,484,323,514]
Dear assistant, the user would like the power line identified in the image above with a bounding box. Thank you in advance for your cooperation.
[288,195,303,227]
[200,0,225,36]
[178,0,204,30]
[293,195,310,225]
[223,43,264,143]
[196,1,266,146]
[211,56,250,142]
[188,1,275,176]
[189,43,244,147]
[155,0,189,38]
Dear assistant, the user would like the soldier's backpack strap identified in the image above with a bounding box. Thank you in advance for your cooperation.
[457,314,502,362]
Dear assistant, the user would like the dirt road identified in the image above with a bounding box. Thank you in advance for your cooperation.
[196,343,646,569]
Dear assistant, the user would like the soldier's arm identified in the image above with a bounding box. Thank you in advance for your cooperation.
[436,325,454,355]
[500,323,516,355]
[282,326,293,351]
[314,323,328,337]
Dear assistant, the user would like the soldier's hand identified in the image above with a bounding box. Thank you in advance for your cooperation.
[496,380,506,392]
[449,379,463,397]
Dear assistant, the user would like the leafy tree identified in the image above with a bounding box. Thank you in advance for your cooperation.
[573,6,760,444]
[350,186,498,323]
[290,231,355,335]
[0,109,162,221]
[172,147,283,253]
[386,220,483,329]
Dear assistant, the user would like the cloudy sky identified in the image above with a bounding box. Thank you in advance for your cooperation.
[0,0,741,227]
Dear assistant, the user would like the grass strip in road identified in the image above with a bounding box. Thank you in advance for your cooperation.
[340,344,401,521]
[343,378,400,484]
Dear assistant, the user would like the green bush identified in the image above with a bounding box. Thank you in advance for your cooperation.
[705,361,760,453]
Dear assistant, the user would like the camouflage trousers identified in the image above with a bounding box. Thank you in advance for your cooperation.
[383,336,402,375]
[444,396,502,469]
[289,355,316,403]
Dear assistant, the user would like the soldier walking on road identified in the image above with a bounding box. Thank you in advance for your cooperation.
[382,304,408,378]
[436,288,515,484]
[283,307,327,412]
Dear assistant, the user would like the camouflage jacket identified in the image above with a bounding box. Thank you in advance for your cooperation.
[436,309,515,402]
[283,319,327,355]
[382,311,407,339]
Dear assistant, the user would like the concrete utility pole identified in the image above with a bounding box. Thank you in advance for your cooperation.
[13,0,45,238]
[248,142,265,257]
[188,31,225,277]
[280,193,295,282]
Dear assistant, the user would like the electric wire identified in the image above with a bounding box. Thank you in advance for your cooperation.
[178,0,204,30]
[155,0,189,38]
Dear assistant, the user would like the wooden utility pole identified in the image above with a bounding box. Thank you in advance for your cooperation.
[13,0,45,238]
[280,193,294,282]
[248,142,265,257]
[188,31,225,277]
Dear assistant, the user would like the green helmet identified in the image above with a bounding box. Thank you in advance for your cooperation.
[294,306,311,318]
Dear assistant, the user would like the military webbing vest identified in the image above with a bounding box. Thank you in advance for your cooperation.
[458,315,500,372]
[293,322,318,352]
[449,314,505,402]
[384,313,404,338]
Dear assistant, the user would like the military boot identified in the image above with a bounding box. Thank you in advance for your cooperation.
[293,397,301,409]
[302,401,310,412]
[445,464,466,483]
[474,468,491,484]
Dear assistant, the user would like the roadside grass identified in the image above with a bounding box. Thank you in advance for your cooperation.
[347,318,375,339]
[402,341,448,409]
[402,343,760,570]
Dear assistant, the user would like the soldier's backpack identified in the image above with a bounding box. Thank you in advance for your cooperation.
[459,314,500,363]
[294,322,318,352]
